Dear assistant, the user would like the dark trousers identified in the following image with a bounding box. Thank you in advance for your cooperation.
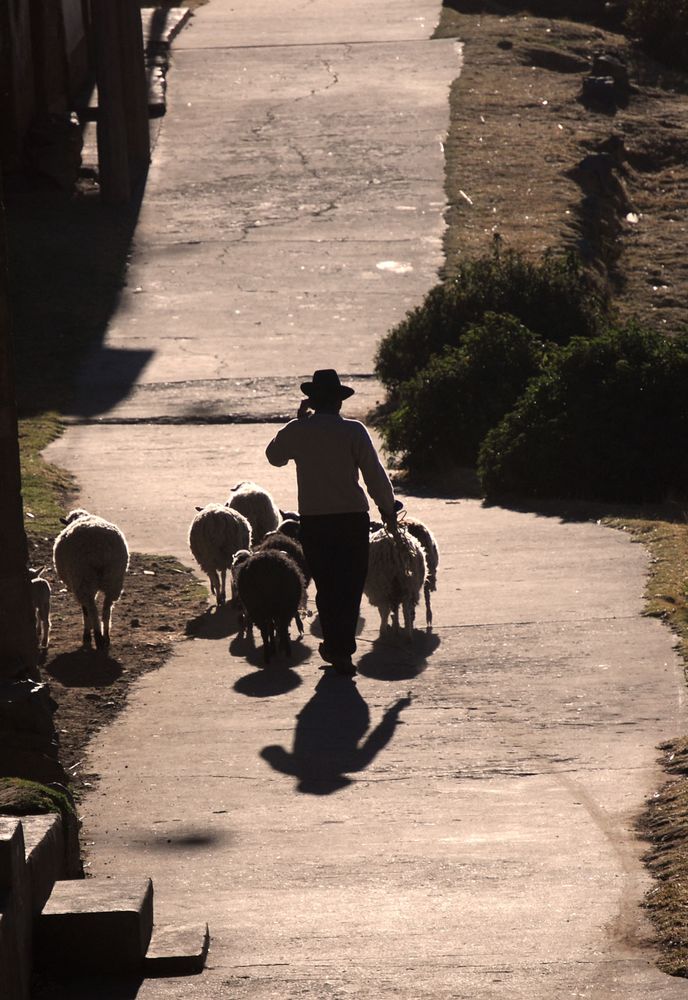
[299,511,370,658]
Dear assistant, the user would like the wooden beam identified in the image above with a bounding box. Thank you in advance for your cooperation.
[91,0,130,204]
[117,0,151,188]
[0,173,39,679]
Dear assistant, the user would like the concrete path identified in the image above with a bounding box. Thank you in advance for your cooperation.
[44,1,688,997]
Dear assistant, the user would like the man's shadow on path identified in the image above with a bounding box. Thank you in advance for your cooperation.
[260,673,411,795]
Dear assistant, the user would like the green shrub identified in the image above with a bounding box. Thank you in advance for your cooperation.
[382,314,547,472]
[375,248,603,392]
[625,0,688,71]
[478,325,688,503]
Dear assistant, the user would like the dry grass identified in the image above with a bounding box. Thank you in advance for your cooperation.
[604,515,688,975]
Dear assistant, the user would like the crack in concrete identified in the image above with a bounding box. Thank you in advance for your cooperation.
[66,413,292,426]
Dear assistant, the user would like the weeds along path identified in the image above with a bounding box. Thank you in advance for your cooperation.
[43,1,688,997]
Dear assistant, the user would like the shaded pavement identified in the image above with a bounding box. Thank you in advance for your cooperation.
[43,0,688,997]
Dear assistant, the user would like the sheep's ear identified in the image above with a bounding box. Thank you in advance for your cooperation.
[195,506,203,512]
[59,517,69,525]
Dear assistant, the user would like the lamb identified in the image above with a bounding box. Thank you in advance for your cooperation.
[232,548,305,663]
[365,526,427,640]
[29,567,51,649]
[53,508,129,650]
[188,503,252,606]
[226,481,280,545]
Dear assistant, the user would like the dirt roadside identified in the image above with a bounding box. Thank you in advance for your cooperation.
[436,3,688,336]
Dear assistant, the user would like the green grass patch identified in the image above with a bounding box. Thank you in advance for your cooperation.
[0,777,75,821]
[19,414,76,542]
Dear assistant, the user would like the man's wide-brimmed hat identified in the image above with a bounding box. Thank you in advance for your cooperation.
[300,369,355,401]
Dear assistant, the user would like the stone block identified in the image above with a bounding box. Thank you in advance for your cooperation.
[144,921,210,976]
[19,815,67,915]
[37,877,154,973]
[0,820,31,1000]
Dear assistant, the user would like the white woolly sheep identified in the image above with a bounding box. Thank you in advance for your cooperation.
[29,567,51,649]
[226,481,280,545]
[369,514,439,628]
[365,526,427,640]
[232,548,305,663]
[53,508,129,650]
[188,503,252,606]
[402,516,439,627]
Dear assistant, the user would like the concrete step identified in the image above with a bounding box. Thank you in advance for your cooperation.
[144,921,210,977]
[37,877,154,973]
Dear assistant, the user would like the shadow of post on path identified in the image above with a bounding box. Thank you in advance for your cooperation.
[6,170,150,422]
[45,648,123,687]
[260,673,412,795]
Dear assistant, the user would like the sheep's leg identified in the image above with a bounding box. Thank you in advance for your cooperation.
[81,605,92,646]
[293,612,304,637]
[208,570,221,606]
[401,597,415,640]
[219,569,227,606]
[378,603,391,639]
[99,595,113,651]
[40,612,51,648]
[278,623,291,659]
[424,581,433,629]
[82,597,101,647]
[260,624,275,664]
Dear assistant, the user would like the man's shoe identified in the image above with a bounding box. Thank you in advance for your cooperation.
[318,642,334,664]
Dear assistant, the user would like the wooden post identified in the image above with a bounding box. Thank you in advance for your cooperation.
[91,0,130,204]
[117,0,151,188]
[0,173,39,680]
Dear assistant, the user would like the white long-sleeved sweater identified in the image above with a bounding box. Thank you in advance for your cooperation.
[265,413,396,517]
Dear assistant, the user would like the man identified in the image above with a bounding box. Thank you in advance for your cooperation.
[265,369,398,676]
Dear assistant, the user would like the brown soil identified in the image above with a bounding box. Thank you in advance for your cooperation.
[28,536,207,799]
[436,2,688,335]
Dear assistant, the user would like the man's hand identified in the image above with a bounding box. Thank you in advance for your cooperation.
[382,508,398,531]
[297,399,312,420]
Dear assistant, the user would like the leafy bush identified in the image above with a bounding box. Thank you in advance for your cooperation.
[478,325,688,503]
[375,248,604,392]
[625,0,688,71]
[381,314,547,472]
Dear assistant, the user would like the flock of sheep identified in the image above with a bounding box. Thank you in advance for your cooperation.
[31,481,439,665]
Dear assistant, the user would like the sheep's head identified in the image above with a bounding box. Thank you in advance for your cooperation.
[277,518,301,540]
[60,508,91,526]
[232,549,251,569]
